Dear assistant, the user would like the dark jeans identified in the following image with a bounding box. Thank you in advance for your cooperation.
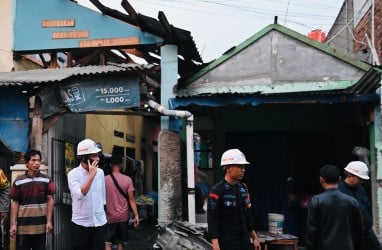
[72,222,105,250]
[16,234,46,250]
[365,229,382,250]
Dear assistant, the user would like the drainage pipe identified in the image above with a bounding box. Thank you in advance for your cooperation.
[148,100,196,224]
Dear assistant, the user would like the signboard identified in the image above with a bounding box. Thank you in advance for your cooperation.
[13,0,162,52]
[39,74,140,117]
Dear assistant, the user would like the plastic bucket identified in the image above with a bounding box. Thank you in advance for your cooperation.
[268,213,284,234]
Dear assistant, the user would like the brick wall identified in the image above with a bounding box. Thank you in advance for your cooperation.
[353,0,382,62]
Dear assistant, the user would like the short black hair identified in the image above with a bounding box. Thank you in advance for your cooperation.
[109,155,123,165]
[320,164,340,184]
[25,149,42,163]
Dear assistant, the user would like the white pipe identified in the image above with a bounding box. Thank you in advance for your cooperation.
[148,100,196,224]
[371,0,375,64]
[364,34,380,65]
[186,115,195,224]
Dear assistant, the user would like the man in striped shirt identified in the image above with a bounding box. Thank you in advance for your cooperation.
[9,149,56,250]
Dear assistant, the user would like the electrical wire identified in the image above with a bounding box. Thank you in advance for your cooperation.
[284,0,291,25]
[137,0,344,20]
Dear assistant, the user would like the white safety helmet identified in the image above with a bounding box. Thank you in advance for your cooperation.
[220,149,250,166]
[344,161,369,180]
[77,139,101,156]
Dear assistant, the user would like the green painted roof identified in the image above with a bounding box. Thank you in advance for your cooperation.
[185,24,372,85]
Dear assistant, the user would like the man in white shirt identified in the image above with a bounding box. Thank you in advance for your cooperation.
[68,139,106,250]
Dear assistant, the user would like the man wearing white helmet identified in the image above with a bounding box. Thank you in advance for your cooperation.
[338,161,381,250]
[67,139,107,250]
[207,149,261,250]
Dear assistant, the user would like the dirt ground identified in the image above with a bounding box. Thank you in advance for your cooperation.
[125,218,158,250]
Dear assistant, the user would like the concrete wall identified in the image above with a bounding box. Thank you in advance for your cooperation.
[86,114,143,158]
[372,107,382,239]
[0,0,13,72]
[326,0,357,58]
[158,130,182,222]
[193,30,366,87]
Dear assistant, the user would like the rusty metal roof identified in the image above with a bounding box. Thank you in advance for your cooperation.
[0,64,157,86]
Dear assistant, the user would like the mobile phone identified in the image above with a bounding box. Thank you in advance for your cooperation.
[82,156,95,165]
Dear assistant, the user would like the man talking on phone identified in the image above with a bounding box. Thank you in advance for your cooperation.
[68,139,106,250]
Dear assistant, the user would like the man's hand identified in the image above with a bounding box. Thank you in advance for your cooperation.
[9,224,16,238]
[88,160,98,177]
[211,239,220,250]
[253,238,261,250]
[133,215,140,228]
[46,221,53,234]
[0,212,8,222]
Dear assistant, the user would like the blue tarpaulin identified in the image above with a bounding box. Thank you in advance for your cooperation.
[169,94,379,109]
[0,88,29,152]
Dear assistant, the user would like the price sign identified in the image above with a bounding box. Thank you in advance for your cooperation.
[95,86,134,105]
[39,74,140,116]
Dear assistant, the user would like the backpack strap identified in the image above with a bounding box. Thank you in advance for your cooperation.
[110,174,130,207]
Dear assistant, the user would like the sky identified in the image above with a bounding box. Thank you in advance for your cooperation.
[77,0,344,62]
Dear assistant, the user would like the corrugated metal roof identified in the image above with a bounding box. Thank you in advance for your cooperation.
[0,64,156,86]
[176,80,357,97]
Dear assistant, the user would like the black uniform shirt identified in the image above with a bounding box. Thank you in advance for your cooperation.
[207,179,255,249]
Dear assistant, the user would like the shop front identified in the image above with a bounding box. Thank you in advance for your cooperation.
[172,23,382,245]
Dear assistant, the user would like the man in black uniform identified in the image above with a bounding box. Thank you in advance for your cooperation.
[305,164,364,250]
[338,161,381,250]
[207,149,261,250]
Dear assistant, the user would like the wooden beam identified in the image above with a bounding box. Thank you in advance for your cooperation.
[122,48,147,58]
[30,96,43,151]
[99,52,105,65]
[66,52,73,67]
[49,53,58,68]
[38,54,49,68]
[43,114,63,134]
[121,0,138,21]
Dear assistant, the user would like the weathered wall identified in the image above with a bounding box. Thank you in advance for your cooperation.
[86,115,143,158]
[353,0,382,62]
[372,107,382,238]
[0,0,13,72]
[192,30,366,89]
[326,1,356,57]
[0,0,42,72]
[158,130,182,222]
[142,117,160,192]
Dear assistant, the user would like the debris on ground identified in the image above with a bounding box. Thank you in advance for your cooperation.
[153,221,211,250]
